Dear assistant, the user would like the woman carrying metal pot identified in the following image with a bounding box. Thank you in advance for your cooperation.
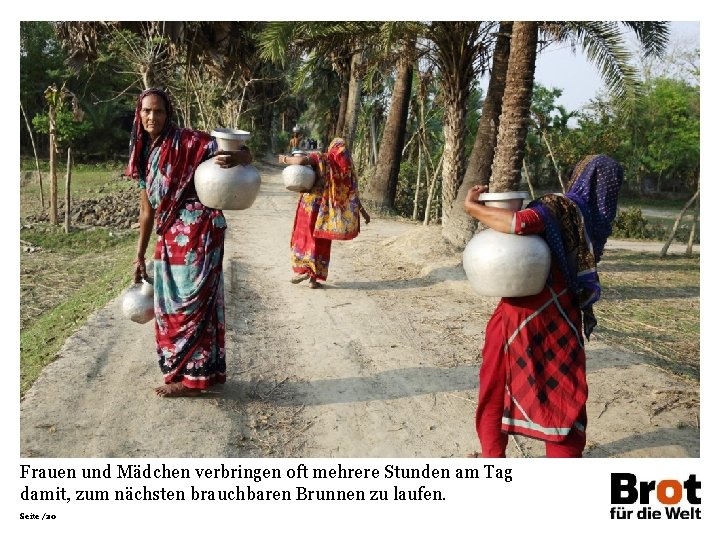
[463,155,624,457]
[279,138,370,289]
[125,88,252,397]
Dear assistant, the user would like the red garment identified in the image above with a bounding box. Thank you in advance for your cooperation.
[475,207,588,456]
[313,138,362,240]
[290,194,332,280]
[290,152,332,280]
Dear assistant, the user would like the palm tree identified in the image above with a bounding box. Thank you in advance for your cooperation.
[258,22,377,146]
[426,22,496,226]
[489,21,539,192]
[490,21,670,193]
[442,21,513,248]
[363,42,415,210]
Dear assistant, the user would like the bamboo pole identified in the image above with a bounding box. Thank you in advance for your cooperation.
[20,101,45,210]
[660,188,699,257]
[64,148,72,233]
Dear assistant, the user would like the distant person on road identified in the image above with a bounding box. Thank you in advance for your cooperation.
[288,132,302,153]
[463,155,624,457]
[279,137,370,289]
[125,88,252,398]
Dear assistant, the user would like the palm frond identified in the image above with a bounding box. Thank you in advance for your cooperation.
[623,21,670,58]
[553,22,641,106]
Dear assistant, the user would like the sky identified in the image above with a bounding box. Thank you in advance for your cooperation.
[533,21,700,113]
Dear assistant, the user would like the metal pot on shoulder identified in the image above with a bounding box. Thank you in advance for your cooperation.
[462,191,551,297]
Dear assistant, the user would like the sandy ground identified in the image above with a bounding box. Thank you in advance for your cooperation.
[19,164,700,458]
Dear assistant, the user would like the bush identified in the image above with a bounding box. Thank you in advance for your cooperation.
[613,207,648,239]
[611,207,700,244]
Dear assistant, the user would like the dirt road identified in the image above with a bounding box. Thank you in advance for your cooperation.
[19,164,699,458]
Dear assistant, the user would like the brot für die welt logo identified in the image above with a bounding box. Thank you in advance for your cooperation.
[610,473,701,520]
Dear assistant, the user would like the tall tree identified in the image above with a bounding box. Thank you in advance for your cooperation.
[489,21,670,194]
[363,49,414,210]
[258,22,375,144]
[489,21,539,192]
[426,22,495,225]
[443,21,512,248]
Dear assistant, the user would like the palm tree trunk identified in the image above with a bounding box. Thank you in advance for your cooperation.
[442,21,512,247]
[334,64,350,137]
[436,23,483,228]
[343,50,364,151]
[489,21,538,193]
[363,55,414,211]
[440,89,468,225]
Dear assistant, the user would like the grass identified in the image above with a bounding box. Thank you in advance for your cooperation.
[20,225,137,396]
[594,251,700,380]
[619,194,691,211]
[20,160,128,219]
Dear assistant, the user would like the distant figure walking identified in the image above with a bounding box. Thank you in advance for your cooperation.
[279,138,370,288]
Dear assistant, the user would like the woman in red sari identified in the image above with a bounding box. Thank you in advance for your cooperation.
[125,88,252,397]
[463,155,624,457]
[280,138,370,289]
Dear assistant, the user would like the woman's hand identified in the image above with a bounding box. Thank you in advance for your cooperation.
[278,154,288,165]
[465,184,488,208]
[134,256,148,284]
[214,147,252,168]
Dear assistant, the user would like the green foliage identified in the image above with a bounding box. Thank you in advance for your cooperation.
[611,206,698,243]
[21,226,133,255]
[275,131,290,153]
[567,75,699,195]
[613,206,649,238]
[525,84,576,190]
[32,108,93,146]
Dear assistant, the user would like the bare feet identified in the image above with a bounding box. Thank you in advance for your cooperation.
[308,278,322,289]
[466,451,482,458]
[155,381,201,398]
[291,273,310,284]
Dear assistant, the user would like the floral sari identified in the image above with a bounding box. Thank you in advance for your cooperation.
[128,104,227,390]
[289,138,362,280]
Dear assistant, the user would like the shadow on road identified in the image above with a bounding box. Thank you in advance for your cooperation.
[217,365,479,407]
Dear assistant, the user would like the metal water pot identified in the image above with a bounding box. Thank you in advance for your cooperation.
[282,164,315,192]
[462,192,551,297]
[121,280,154,324]
[194,128,261,210]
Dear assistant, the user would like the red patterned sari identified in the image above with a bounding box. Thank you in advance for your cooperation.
[127,103,227,390]
[476,208,587,456]
[290,138,362,280]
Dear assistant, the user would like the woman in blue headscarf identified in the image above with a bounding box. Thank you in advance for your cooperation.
[463,155,624,457]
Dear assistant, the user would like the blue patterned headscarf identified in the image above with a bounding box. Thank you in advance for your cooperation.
[565,154,624,261]
[528,155,624,338]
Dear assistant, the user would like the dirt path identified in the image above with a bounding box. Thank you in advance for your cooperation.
[19,164,699,458]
